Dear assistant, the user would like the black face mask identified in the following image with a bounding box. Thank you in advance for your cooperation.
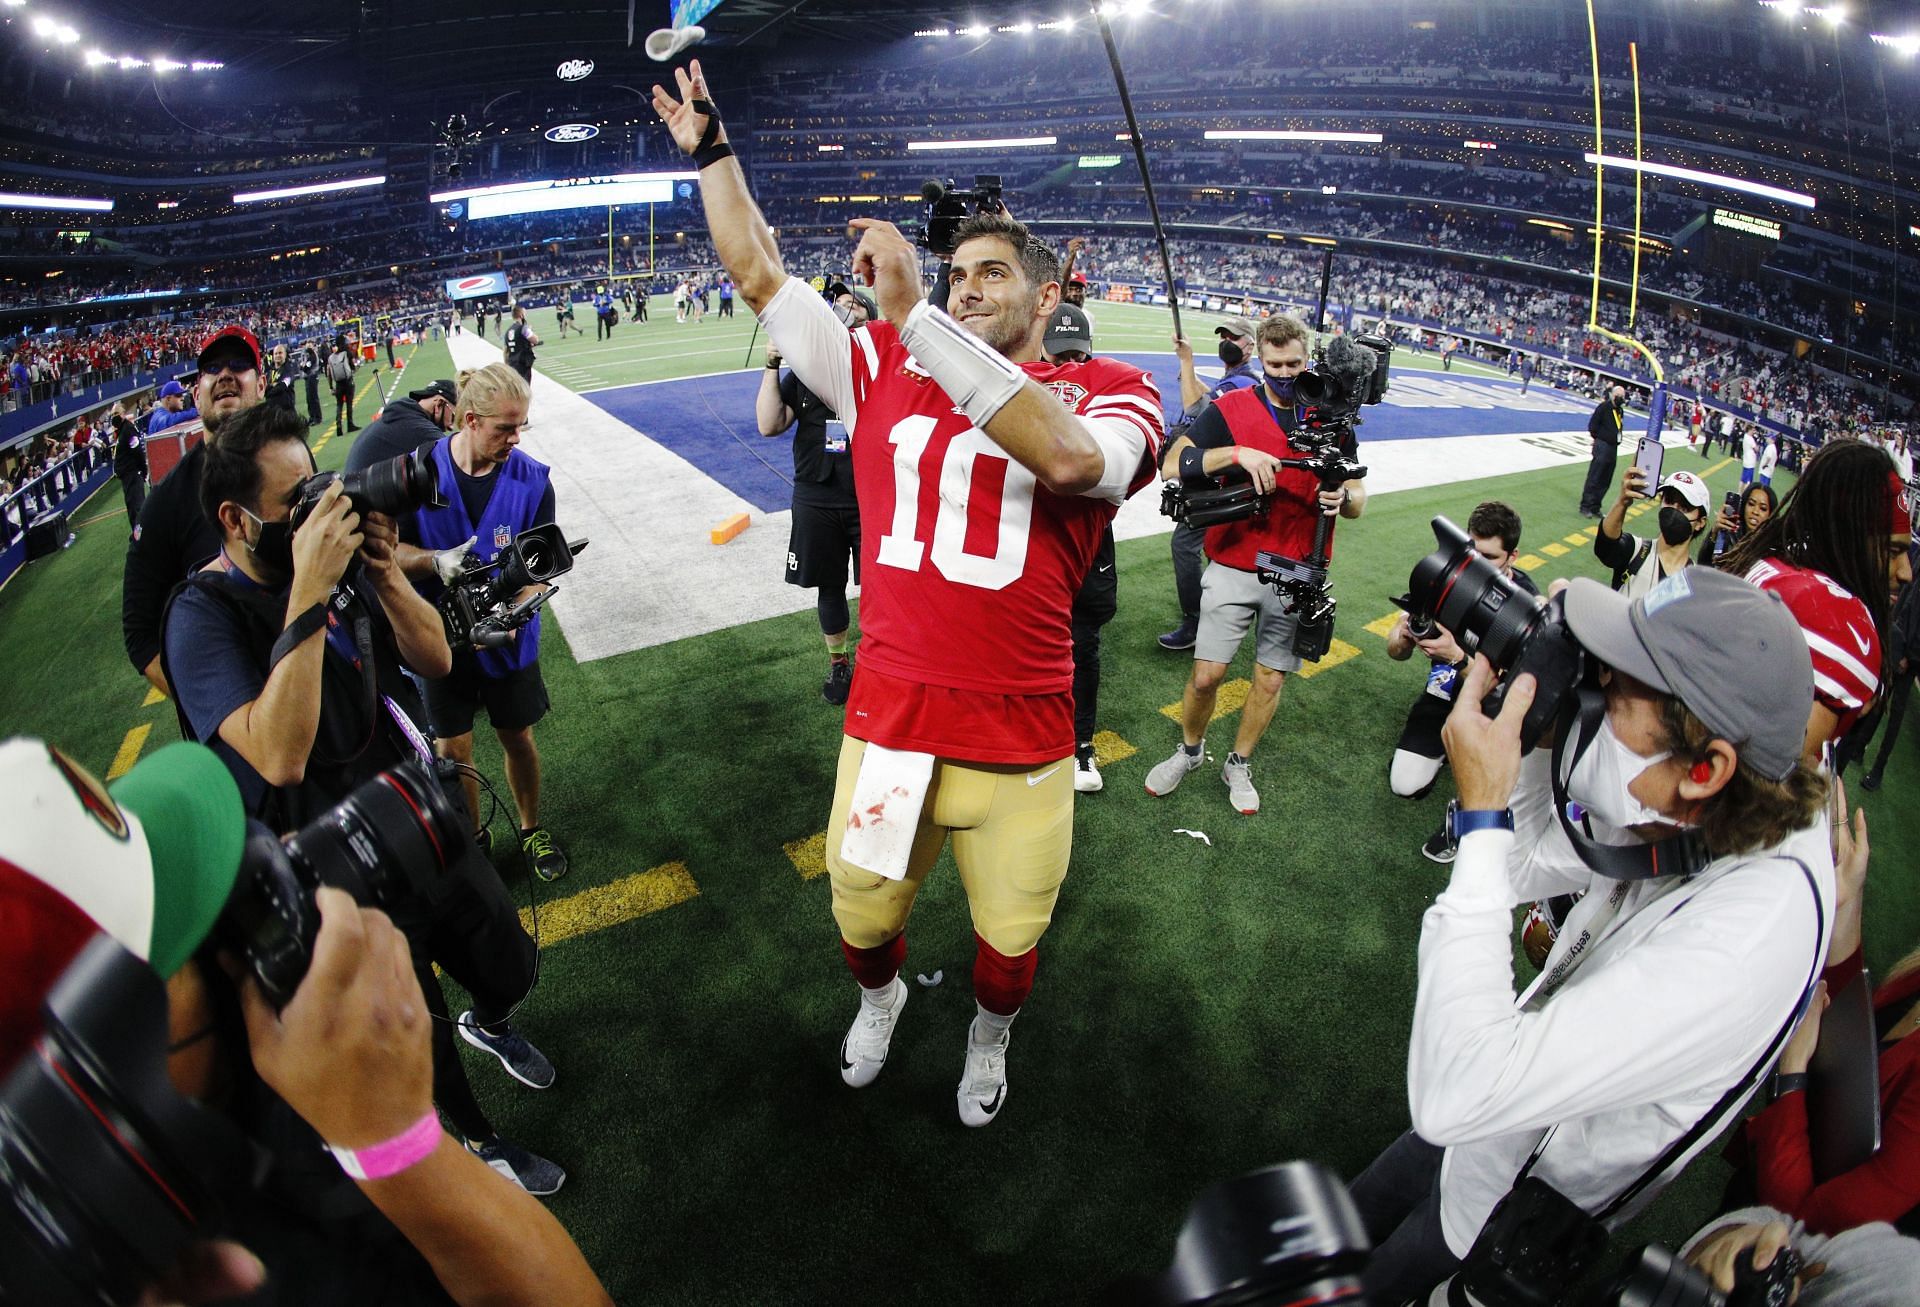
[1218,341,1246,368]
[244,508,295,576]
[1658,505,1697,547]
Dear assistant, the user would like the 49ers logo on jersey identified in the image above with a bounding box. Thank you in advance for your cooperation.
[1042,380,1088,410]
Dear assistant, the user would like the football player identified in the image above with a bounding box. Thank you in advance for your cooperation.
[655,61,1164,1126]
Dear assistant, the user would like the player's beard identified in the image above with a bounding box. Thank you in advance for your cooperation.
[965,288,1041,359]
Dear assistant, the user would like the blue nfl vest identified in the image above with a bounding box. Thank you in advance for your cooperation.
[414,438,552,677]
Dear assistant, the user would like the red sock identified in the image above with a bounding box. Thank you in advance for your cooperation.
[841,934,905,990]
[972,933,1038,1016]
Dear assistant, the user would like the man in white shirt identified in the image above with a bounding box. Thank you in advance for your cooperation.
[1349,567,1832,1303]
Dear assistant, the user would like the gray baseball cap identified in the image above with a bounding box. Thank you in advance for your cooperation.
[1045,303,1094,358]
[1216,316,1258,341]
[1561,569,1812,781]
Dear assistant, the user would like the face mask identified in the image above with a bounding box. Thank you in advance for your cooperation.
[1658,505,1697,547]
[1264,372,1296,400]
[1218,341,1246,368]
[1565,715,1674,832]
[242,507,295,577]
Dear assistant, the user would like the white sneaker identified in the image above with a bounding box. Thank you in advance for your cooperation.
[839,977,906,1088]
[1223,754,1260,815]
[1143,744,1204,796]
[956,1025,1010,1127]
[1074,746,1103,793]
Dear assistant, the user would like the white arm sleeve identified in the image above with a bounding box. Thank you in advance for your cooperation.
[1077,414,1150,506]
[757,277,860,427]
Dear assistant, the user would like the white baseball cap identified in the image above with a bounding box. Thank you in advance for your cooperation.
[1658,469,1711,512]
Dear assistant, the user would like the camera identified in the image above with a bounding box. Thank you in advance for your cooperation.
[438,522,587,651]
[0,759,466,1305]
[1294,332,1393,440]
[1405,517,1587,751]
[289,446,447,533]
[917,175,1006,257]
[1160,467,1270,529]
[1250,435,1370,663]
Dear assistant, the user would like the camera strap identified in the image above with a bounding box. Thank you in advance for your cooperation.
[1548,688,1711,882]
[1511,852,1824,1222]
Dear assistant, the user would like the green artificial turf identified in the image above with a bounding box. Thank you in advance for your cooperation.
[1,327,1912,1306]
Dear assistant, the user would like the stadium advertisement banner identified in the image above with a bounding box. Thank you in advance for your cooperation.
[671,0,727,27]
[446,271,511,301]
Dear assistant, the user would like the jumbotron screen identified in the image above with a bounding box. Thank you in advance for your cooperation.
[432,171,698,221]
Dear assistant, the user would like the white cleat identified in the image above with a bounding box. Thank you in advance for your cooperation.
[956,1026,1011,1127]
[839,977,907,1088]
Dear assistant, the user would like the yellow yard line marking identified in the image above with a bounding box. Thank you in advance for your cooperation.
[1515,553,1547,572]
[1364,612,1401,638]
[1295,637,1362,679]
[1539,542,1571,558]
[1091,729,1137,767]
[517,861,699,945]
[142,684,167,707]
[1162,677,1249,723]
[784,832,828,880]
[106,723,153,780]
[1562,531,1592,546]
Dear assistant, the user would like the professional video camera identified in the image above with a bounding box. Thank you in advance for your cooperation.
[1293,331,1394,441]
[916,174,1006,257]
[0,759,466,1305]
[289,445,447,532]
[437,522,587,652]
[1111,1160,1801,1307]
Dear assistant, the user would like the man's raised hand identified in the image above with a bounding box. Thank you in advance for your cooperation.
[847,218,923,324]
[651,60,721,157]
[1442,655,1536,813]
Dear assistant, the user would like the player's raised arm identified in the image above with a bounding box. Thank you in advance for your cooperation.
[652,60,784,313]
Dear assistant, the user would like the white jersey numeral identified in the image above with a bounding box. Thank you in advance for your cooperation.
[875,416,1034,591]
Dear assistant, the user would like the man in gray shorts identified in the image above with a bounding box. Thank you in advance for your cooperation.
[1143,313,1367,814]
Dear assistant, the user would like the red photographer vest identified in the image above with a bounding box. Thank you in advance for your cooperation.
[1204,385,1340,572]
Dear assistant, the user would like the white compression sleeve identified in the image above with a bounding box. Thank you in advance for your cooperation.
[897,299,1028,429]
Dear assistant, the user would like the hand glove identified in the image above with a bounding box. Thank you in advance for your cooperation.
[432,536,477,586]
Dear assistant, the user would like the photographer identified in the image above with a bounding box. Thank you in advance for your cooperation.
[1697,482,1776,569]
[503,306,540,384]
[757,298,864,705]
[122,326,266,697]
[1144,314,1365,816]
[296,336,323,427]
[160,401,564,1195]
[1348,569,1831,1303]
[264,343,297,416]
[1385,501,1536,863]
[109,399,147,540]
[1156,316,1263,653]
[1577,384,1627,519]
[0,738,611,1306]
[345,378,459,475]
[1593,465,1710,597]
[325,333,359,438]
[396,363,570,884]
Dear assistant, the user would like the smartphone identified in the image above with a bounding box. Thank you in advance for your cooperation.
[1723,489,1743,522]
[1633,435,1665,491]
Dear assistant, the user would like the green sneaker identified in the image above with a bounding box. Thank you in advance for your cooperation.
[521,826,569,882]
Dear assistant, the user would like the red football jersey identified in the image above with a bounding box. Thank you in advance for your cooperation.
[833,322,1162,765]
[1745,557,1881,738]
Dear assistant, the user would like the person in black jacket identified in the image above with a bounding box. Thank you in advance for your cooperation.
[108,401,147,537]
[296,339,323,426]
[1578,384,1627,517]
[503,307,539,384]
[122,325,265,695]
[344,378,458,475]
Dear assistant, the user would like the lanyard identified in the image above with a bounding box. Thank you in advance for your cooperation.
[219,551,362,671]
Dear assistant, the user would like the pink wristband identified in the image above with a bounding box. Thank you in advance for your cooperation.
[326,1110,442,1181]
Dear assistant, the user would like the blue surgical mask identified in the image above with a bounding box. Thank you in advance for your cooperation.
[1264,372,1296,400]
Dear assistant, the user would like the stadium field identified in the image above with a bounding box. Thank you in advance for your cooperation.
[3,300,1913,1304]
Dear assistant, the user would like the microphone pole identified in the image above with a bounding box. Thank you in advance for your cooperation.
[1093,8,1180,340]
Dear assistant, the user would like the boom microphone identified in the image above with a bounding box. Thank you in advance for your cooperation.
[1319,334,1377,390]
[920,179,947,205]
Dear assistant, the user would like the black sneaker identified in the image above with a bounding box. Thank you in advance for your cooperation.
[466,1136,566,1196]
[457,1011,556,1088]
[1157,622,1198,652]
[520,826,568,882]
[1421,828,1456,864]
[823,657,853,706]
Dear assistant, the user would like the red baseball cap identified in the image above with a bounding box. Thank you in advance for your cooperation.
[196,324,262,372]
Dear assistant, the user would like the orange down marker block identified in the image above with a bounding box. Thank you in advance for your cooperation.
[710,512,751,545]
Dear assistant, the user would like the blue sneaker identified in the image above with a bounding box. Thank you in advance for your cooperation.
[467,1136,566,1196]
[457,1012,555,1089]
[1157,622,1197,652]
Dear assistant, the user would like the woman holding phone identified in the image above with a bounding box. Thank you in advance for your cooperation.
[1699,482,1778,567]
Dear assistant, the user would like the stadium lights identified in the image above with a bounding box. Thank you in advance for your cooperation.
[1527,218,1574,231]
[958,24,990,36]
[1872,32,1920,55]
[83,48,110,66]
[430,171,698,205]
[0,191,114,211]
[1812,5,1846,24]
[232,175,385,203]
[906,136,1057,150]
[1205,130,1385,143]
[914,27,951,36]
[1582,152,1816,208]
[997,21,1035,32]
[153,56,184,71]
[1299,236,1337,246]
[1038,18,1074,30]
[1464,139,1498,150]
[3,1,27,9]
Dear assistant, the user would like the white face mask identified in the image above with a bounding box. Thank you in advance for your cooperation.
[1565,715,1675,832]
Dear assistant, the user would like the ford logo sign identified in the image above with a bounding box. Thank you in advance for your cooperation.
[555,58,594,81]
[544,123,601,143]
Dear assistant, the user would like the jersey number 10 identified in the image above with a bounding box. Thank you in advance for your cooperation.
[875,415,1035,591]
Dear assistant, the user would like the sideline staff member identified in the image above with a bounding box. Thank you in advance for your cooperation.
[398,364,570,882]
[1145,313,1365,815]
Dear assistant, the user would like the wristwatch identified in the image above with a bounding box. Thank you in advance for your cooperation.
[1444,799,1515,854]
[1770,1071,1809,1100]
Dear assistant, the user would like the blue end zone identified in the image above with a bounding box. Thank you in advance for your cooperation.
[580,357,1594,516]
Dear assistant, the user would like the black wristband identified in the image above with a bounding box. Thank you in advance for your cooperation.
[1771,1071,1808,1100]
[1178,444,1208,485]
[694,141,734,170]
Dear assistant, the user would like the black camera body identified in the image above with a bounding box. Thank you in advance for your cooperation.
[288,446,446,533]
[918,174,1006,257]
[1294,332,1393,439]
[1406,517,1587,751]
[1160,468,1271,529]
[438,522,587,652]
[1255,549,1336,661]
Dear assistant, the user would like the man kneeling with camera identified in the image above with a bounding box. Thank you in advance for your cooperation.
[1350,560,1833,1304]
[160,401,566,1195]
